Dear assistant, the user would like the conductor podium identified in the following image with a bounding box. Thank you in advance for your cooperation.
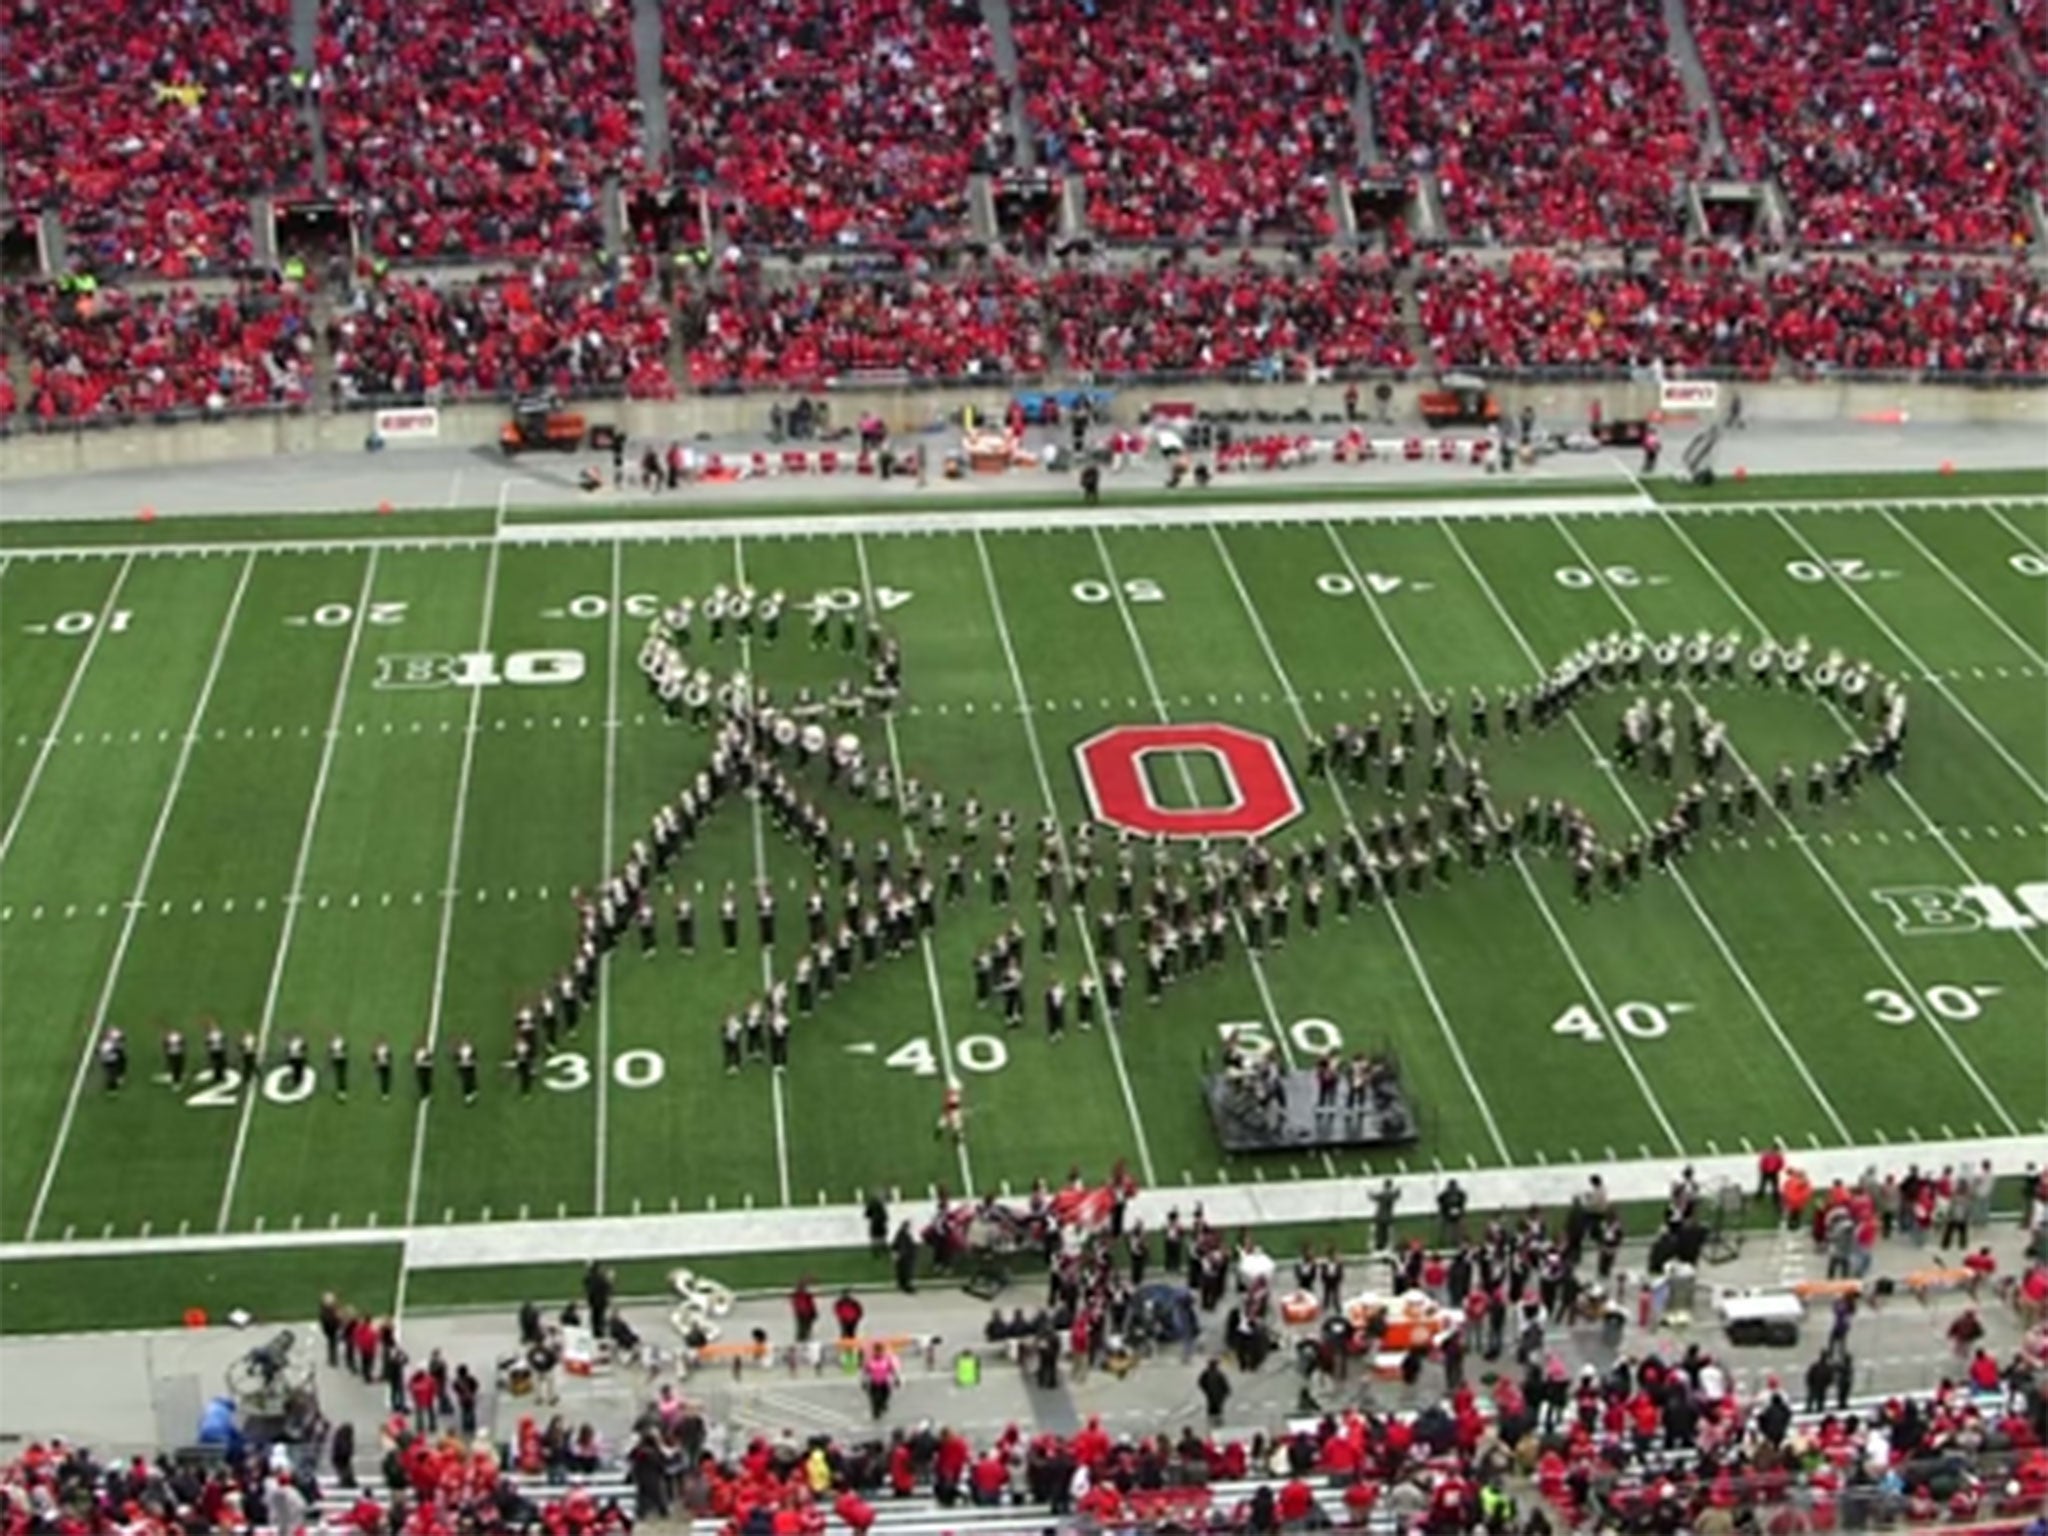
[1200,1051,1419,1154]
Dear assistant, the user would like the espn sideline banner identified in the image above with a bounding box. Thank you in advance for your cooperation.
[1658,380,1721,414]
[373,406,441,443]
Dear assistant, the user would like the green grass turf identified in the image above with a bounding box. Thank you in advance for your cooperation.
[1,484,2044,1331]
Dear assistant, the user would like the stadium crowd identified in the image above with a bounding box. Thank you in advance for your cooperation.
[0,0,305,277]
[316,0,642,264]
[1691,0,2040,248]
[1353,0,1700,246]
[1416,254,2048,376]
[6,281,315,421]
[660,0,1009,251]
[1011,0,1355,242]
[328,266,674,404]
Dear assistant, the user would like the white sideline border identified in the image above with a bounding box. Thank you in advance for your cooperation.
[2,491,2044,562]
[1,1134,2038,1271]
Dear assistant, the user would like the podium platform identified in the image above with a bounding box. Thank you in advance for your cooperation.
[1200,1068,1419,1153]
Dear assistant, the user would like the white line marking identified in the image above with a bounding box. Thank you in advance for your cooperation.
[853,532,974,1194]
[1438,518,1851,1145]
[217,548,383,1230]
[1875,506,2048,673]
[1212,524,1510,1164]
[733,536,794,1209]
[972,530,1156,1185]
[1765,507,2048,806]
[25,552,257,1240]
[0,555,136,865]
[1324,520,1684,1155]
[396,539,504,1312]
[1583,512,2026,1132]
[1088,526,1339,1178]
[595,540,622,1215]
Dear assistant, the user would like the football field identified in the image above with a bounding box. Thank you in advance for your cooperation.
[2,485,2045,1270]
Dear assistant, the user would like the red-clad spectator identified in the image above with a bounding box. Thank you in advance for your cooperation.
[1693,0,2039,248]
[12,280,313,421]
[330,263,673,403]
[317,0,641,263]
[1014,0,1352,242]
[685,266,1051,389]
[1354,0,1699,244]
[1,0,305,276]
[663,0,1009,251]
[1047,255,1413,378]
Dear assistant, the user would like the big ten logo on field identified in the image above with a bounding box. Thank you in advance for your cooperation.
[1871,883,2048,935]
[372,651,587,691]
[1075,722,1304,839]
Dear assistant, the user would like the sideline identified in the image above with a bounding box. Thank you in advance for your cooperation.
[4,489,2043,563]
[1,1133,2037,1271]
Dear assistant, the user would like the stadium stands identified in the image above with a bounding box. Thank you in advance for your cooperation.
[1690,0,2040,248]
[683,267,1049,389]
[7,1365,2044,1536]
[0,0,305,277]
[660,0,1009,251]
[1012,0,1355,242]
[329,266,674,403]
[9,281,314,422]
[1352,0,1700,245]
[1043,257,1415,378]
[317,0,642,263]
[1417,253,2048,377]
[0,0,2045,423]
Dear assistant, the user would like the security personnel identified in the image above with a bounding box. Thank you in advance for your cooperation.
[456,1039,479,1105]
[329,1033,351,1101]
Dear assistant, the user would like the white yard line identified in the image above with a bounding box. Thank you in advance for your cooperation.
[395,540,504,1314]
[1873,506,2048,673]
[1652,510,2048,978]
[1085,527,1339,1178]
[215,549,383,1231]
[850,532,976,1195]
[970,531,1158,1186]
[1765,506,2048,807]
[1435,519,1854,1145]
[1206,525,1513,1165]
[23,552,258,1241]
[1555,515,2026,1135]
[0,554,137,866]
[732,537,795,1209]
[594,541,622,1216]
[1977,501,2047,558]
[1319,522,1688,1156]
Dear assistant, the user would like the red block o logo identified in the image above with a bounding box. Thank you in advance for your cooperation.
[1075,723,1304,840]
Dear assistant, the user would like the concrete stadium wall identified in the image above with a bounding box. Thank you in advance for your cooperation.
[0,380,2041,484]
